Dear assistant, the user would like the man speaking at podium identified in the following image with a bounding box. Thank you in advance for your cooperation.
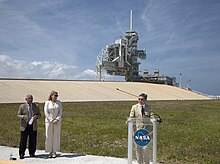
[129,93,153,164]
[129,93,153,119]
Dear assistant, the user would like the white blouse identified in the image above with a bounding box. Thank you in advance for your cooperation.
[44,100,62,123]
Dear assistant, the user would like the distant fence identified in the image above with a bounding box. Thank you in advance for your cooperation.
[181,87,219,99]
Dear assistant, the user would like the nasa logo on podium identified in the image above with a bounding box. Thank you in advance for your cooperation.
[134,129,151,147]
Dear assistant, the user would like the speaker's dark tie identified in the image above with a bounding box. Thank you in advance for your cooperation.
[141,106,144,117]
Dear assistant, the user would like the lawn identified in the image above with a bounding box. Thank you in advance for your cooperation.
[0,100,219,163]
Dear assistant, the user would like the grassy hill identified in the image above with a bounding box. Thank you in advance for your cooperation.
[0,100,219,163]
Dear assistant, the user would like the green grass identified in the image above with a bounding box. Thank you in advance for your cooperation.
[0,100,219,163]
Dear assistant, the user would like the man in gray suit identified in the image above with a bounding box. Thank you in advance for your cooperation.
[17,94,41,159]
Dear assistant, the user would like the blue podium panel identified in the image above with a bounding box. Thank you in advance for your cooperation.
[134,129,151,147]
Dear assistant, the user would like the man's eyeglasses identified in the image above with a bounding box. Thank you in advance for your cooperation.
[138,98,144,101]
[54,95,58,97]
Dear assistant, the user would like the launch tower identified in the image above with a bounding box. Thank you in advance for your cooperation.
[96,10,176,86]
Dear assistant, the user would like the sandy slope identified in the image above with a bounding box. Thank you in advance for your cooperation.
[0,79,210,103]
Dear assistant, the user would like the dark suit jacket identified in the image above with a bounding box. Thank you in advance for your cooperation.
[17,103,41,131]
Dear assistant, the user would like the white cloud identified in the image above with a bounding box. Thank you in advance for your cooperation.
[0,54,97,80]
[0,55,120,81]
[73,69,96,80]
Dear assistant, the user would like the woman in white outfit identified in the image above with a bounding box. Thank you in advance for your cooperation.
[44,90,62,158]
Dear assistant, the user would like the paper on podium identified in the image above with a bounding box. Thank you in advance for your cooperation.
[28,117,34,125]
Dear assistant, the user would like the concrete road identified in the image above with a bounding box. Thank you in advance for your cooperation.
[0,146,131,164]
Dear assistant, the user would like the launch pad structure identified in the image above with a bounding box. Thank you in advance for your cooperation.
[96,10,177,86]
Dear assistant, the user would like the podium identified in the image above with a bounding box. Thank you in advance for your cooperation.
[127,117,160,164]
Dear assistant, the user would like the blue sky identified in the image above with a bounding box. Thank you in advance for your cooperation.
[0,0,219,95]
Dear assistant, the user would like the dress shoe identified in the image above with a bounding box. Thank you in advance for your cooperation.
[52,152,56,158]
[48,152,53,158]
[20,155,24,159]
[30,154,36,157]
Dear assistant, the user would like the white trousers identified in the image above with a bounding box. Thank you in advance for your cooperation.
[45,121,61,153]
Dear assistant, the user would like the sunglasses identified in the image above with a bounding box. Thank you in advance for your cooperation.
[54,95,58,97]
[138,98,144,101]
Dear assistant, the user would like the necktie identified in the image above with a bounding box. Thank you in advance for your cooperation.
[141,106,144,117]
[29,105,32,118]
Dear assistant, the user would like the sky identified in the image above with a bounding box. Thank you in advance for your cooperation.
[0,0,220,96]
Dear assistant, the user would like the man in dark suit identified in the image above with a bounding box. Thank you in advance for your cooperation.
[17,94,41,159]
